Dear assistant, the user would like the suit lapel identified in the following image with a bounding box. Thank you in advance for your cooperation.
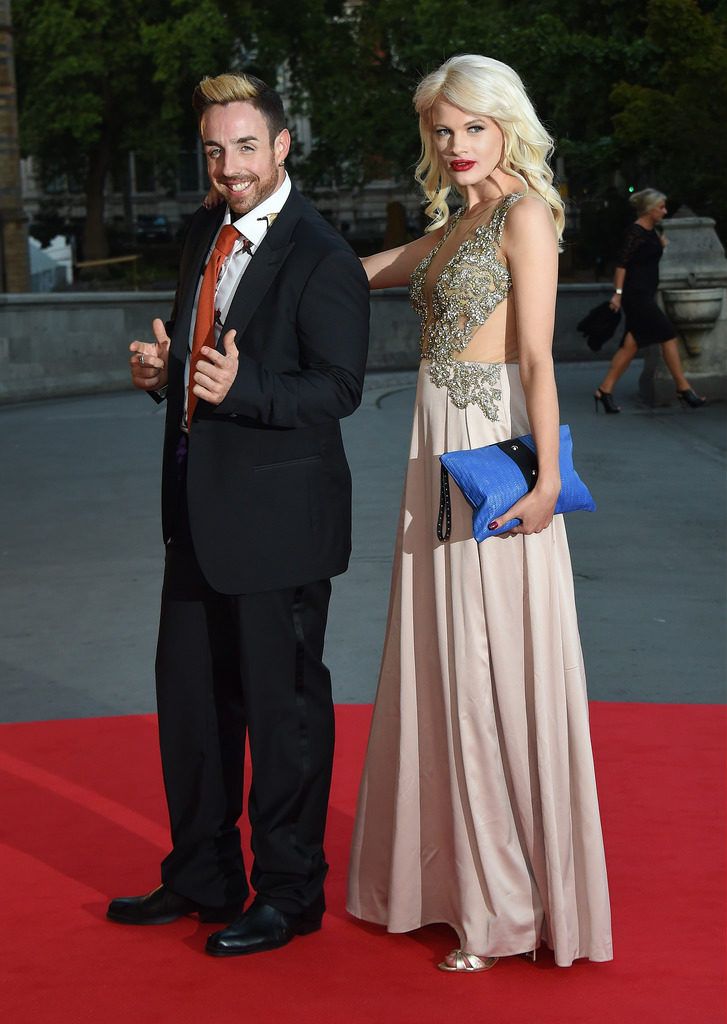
[172,204,226,361]
[219,186,305,347]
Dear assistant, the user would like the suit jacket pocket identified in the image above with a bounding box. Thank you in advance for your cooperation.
[249,455,322,547]
[253,455,322,472]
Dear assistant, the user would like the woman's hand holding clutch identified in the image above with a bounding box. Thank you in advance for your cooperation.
[492,480,560,538]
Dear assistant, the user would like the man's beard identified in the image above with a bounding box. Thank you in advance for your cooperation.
[221,164,280,216]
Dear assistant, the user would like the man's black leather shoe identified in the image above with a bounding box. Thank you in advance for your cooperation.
[205,899,322,956]
[107,884,243,925]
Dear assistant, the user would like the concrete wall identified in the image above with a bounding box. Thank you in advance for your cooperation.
[0,292,170,403]
[0,284,613,404]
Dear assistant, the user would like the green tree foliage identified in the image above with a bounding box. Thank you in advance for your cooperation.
[260,0,723,252]
[611,0,727,224]
[14,0,254,258]
[14,0,723,262]
[256,0,657,199]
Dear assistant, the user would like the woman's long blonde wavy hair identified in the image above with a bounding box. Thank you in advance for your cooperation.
[414,54,565,240]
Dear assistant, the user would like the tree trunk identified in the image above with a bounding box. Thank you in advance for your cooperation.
[122,151,134,235]
[82,131,112,261]
[0,0,30,291]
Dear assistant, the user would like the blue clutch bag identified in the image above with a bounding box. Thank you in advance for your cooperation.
[438,424,596,541]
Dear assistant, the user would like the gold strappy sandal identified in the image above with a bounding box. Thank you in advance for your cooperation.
[437,949,499,973]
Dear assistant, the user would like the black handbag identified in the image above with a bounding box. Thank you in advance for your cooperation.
[577,300,621,351]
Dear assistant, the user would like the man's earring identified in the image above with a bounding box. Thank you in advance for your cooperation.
[278,160,285,167]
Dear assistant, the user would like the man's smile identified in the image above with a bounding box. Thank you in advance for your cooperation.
[222,180,254,193]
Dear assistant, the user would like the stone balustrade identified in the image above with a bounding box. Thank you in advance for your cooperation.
[0,283,614,404]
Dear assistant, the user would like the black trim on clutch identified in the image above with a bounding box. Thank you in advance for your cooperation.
[495,439,539,491]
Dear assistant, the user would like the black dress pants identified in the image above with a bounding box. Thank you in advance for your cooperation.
[155,525,334,917]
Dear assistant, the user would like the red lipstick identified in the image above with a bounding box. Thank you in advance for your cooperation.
[450,160,475,172]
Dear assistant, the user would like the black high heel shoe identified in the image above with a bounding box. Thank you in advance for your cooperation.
[594,389,620,414]
[677,388,706,408]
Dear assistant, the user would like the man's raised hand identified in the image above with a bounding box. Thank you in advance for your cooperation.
[130,318,171,392]
[193,329,239,406]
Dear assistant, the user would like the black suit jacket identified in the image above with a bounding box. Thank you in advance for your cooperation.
[160,185,370,595]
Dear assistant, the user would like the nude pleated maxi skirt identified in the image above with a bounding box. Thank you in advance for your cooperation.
[347,362,613,966]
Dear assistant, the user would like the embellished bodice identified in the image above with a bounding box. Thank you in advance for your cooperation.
[410,192,524,419]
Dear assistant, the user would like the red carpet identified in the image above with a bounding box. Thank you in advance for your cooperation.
[1,704,724,1024]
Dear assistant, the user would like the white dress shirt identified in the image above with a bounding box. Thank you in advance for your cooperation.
[183,173,292,427]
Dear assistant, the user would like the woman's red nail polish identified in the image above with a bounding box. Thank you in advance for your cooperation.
[488,521,499,530]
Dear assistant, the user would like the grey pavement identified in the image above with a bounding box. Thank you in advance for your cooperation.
[1,361,725,723]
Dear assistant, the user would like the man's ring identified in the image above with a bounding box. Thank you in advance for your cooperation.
[139,354,145,366]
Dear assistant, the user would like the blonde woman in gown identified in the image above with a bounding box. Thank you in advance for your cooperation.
[346,55,613,973]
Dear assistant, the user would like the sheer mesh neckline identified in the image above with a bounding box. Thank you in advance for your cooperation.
[460,191,527,226]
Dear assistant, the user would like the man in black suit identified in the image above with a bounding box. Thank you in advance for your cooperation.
[107,73,369,957]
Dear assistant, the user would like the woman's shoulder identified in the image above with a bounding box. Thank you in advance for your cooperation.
[506,192,548,217]
[501,192,557,244]
[627,220,654,238]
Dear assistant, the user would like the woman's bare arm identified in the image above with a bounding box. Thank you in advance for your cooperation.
[362,228,444,289]
[495,196,561,536]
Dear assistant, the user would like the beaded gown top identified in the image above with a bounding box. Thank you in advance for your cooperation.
[410,192,524,420]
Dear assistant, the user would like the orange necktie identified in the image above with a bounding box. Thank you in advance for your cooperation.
[187,224,241,426]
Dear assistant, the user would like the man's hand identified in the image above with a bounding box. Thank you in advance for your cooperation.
[193,329,239,405]
[130,318,170,392]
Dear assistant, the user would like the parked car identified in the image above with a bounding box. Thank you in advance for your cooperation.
[135,214,172,242]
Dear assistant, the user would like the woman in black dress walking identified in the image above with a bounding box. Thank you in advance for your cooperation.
[594,188,705,412]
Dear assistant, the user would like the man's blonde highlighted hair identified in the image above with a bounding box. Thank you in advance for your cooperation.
[192,73,286,142]
[414,54,565,240]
